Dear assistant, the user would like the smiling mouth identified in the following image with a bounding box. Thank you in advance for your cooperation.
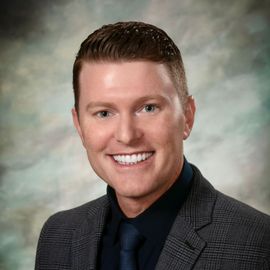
[112,152,154,165]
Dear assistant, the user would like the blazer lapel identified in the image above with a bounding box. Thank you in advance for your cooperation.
[155,220,206,270]
[156,165,217,270]
[71,196,110,270]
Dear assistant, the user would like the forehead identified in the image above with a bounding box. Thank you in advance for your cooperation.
[79,61,175,92]
[77,61,183,113]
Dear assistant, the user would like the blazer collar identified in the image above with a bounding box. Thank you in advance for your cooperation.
[155,164,217,270]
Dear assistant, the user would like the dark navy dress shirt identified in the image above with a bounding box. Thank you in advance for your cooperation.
[98,158,193,270]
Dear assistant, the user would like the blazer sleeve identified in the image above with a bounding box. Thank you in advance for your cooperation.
[35,217,51,270]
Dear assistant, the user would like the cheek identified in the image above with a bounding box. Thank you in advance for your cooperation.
[151,114,184,142]
[82,124,110,152]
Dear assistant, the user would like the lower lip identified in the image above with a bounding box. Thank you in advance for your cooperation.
[110,153,155,169]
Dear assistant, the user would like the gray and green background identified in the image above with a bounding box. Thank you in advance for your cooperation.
[0,0,269,269]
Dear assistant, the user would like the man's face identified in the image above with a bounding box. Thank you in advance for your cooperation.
[72,61,195,210]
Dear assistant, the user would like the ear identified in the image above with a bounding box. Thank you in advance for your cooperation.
[72,108,85,146]
[183,95,196,140]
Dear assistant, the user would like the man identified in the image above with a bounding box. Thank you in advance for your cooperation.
[35,21,270,270]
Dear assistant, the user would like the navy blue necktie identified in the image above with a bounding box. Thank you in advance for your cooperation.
[119,222,143,270]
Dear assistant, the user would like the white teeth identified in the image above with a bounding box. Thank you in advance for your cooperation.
[131,154,136,163]
[113,152,153,165]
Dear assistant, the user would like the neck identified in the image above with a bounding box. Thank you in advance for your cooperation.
[112,156,185,218]
[117,197,148,218]
[116,167,183,218]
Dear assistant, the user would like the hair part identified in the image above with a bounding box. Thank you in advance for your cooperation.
[73,21,188,112]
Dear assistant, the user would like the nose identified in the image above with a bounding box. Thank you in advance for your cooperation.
[115,114,143,145]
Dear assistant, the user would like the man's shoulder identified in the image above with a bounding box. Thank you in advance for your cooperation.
[42,195,109,232]
[208,192,270,267]
[188,165,270,267]
[214,189,270,232]
[191,163,270,225]
[35,195,109,269]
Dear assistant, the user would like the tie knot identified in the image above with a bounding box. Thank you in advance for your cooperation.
[119,222,143,251]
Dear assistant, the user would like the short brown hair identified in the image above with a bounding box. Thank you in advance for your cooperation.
[73,21,188,112]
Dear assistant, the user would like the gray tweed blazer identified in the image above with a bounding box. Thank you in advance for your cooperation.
[35,165,270,269]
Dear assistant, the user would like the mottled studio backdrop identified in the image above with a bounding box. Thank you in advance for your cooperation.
[0,0,269,269]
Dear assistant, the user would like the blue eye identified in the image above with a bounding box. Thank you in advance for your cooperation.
[96,111,111,118]
[143,104,157,113]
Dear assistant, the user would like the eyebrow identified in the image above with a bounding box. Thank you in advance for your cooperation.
[85,95,168,111]
[86,101,115,111]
